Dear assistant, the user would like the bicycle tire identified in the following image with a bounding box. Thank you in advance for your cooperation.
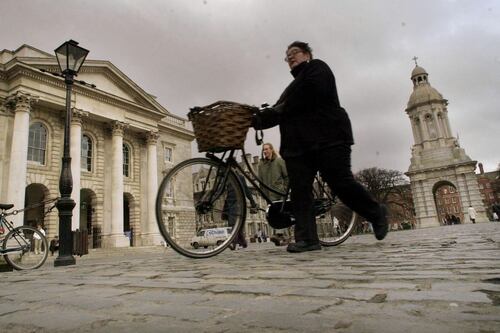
[156,157,246,258]
[314,183,357,247]
[2,226,48,270]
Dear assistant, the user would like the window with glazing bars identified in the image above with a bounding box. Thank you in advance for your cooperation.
[123,144,130,177]
[81,134,92,171]
[27,123,47,164]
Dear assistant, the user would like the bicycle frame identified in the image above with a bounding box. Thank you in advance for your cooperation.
[205,149,288,207]
[155,144,358,257]
[0,198,57,254]
[205,149,335,208]
[0,214,15,239]
[0,215,28,256]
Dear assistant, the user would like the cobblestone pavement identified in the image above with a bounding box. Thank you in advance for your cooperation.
[1,223,499,333]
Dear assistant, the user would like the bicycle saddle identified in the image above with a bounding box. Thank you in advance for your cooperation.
[0,204,14,210]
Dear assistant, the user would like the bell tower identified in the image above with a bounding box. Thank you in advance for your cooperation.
[405,61,487,227]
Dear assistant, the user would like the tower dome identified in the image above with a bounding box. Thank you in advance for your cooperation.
[407,65,445,109]
[411,65,427,78]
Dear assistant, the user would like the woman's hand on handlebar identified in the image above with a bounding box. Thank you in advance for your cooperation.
[251,103,283,131]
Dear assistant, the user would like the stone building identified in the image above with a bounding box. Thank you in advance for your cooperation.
[0,44,194,248]
[405,63,487,227]
[476,163,500,220]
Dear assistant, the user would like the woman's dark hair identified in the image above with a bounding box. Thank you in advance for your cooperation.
[287,41,313,58]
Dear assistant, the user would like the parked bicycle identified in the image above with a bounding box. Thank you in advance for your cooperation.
[0,198,57,270]
[156,101,357,258]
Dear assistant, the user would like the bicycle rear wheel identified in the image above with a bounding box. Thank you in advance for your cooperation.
[156,158,246,258]
[314,184,357,247]
[2,226,48,270]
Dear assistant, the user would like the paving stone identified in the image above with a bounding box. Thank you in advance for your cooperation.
[343,282,418,290]
[387,290,492,303]
[0,301,30,316]
[0,223,499,332]
[117,301,225,322]
[1,306,105,331]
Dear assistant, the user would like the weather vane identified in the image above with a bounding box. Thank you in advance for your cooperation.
[412,56,419,66]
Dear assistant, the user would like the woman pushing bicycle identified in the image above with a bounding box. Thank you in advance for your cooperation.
[252,41,388,253]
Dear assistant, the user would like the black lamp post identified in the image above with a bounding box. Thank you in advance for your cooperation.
[53,40,89,267]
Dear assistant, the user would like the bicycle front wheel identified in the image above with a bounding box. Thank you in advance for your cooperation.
[314,187,357,246]
[156,158,246,258]
[2,226,48,270]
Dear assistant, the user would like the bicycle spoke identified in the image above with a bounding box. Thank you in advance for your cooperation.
[2,226,48,270]
[156,158,246,258]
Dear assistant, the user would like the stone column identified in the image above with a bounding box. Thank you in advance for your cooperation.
[5,91,38,226]
[432,111,443,138]
[143,131,160,245]
[444,112,453,138]
[106,121,129,247]
[70,109,88,230]
[411,118,420,144]
[418,114,429,141]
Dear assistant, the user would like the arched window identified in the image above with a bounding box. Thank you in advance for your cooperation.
[123,143,130,177]
[81,134,93,172]
[27,123,47,165]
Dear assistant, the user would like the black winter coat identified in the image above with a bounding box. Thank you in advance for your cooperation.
[257,59,354,158]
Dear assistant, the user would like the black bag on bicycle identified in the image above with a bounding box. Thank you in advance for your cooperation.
[266,200,295,229]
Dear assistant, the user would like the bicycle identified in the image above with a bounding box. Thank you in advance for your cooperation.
[0,198,56,270]
[156,101,357,258]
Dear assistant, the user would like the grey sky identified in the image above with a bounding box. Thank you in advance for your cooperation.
[2,0,499,174]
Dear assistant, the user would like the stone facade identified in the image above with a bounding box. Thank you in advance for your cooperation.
[405,64,487,227]
[0,44,194,248]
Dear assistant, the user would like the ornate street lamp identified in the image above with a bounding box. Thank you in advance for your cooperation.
[54,40,89,266]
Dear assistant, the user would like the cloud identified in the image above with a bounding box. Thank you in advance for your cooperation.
[1,0,499,173]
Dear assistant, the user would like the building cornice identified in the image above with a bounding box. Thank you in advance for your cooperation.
[406,160,477,176]
[405,99,448,113]
[159,115,195,141]
[3,62,167,121]
[2,54,168,112]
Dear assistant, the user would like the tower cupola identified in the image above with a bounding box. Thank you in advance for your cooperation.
[407,64,445,110]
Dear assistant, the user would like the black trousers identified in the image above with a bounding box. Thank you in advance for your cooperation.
[284,144,382,244]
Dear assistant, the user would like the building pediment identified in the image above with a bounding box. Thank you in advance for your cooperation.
[1,44,168,117]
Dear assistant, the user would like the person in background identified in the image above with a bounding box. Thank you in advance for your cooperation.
[226,174,258,250]
[468,205,477,224]
[256,228,263,243]
[49,235,59,256]
[33,223,45,255]
[257,143,290,246]
[492,202,500,222]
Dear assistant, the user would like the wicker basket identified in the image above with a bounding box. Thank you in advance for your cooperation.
[188,101,257,153]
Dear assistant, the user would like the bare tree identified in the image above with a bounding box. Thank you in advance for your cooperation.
[355,167,415,225]
[355,167,407,203]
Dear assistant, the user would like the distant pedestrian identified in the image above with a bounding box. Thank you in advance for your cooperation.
[49,236,59,256]
[468,205,477,224]
[225,174,256,250]
[492,202,500,222]
[34,224,45,255]
[257,142,290,246]
[256,228,263,243]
